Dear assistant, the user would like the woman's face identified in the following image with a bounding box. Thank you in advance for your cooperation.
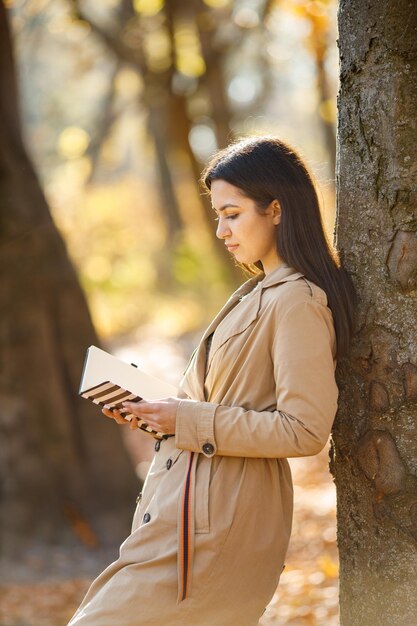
[210,179,282,275]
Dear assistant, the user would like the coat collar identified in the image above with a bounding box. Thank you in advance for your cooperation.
[181,265,304,401]
[207,264,304,314]
[257,264,305,290]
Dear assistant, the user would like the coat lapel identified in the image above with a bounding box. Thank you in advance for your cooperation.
[204,266,305,382]
[200,275,262,343]
[204,285,263,377]
[180,266,304,401]
[186,275,262,400]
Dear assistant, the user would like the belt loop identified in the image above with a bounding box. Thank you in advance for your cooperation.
[176,450,198,604]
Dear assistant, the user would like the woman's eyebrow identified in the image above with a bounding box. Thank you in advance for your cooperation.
[212,203,240,212]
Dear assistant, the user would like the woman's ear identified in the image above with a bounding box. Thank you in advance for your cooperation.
[271,200,281,225]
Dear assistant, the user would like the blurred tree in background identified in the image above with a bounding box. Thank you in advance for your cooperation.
[8,0,338,340]
[0,1,139,577]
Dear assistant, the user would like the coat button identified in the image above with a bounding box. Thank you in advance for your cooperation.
[136,492,142,504]
[166,458,173,470]
[143,513,151,524]
[154,440,161,451]
[202,442,215,455]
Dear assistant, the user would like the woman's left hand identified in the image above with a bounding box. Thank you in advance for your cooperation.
[102,397,181,435]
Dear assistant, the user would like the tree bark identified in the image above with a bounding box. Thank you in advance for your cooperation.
[333,1,417,624]
[0,3,139,575]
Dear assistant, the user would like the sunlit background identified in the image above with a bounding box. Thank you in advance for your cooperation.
[3,1,340,624]
[10,0,338,339]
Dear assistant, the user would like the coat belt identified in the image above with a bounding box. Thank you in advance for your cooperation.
[176,450,199,604]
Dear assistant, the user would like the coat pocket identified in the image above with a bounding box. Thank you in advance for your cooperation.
[195,454,211,534]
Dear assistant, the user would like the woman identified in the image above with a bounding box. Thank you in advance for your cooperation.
[68,136,356,626]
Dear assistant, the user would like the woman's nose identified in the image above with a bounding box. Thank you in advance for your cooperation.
[216,219,231,240]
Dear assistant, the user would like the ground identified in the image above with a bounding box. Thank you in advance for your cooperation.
[0,446,339,626]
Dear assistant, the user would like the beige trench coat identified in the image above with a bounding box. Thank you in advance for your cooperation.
[68,265,338,626]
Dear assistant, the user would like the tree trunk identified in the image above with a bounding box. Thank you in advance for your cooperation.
[0,3,139,576]
[332,1,417,624]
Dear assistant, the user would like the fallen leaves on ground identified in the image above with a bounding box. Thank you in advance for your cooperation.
[260,446,339,625]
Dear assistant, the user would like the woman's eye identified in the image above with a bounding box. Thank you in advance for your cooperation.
[213,214,238,222]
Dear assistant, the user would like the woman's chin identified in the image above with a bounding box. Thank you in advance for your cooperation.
[233,250,245,262]
[235,253,254,265]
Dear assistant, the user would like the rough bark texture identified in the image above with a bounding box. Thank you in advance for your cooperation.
[332,1,417,624]
[0,3,139,578]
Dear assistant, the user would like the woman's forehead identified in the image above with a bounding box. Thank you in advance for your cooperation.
[210,180,247,206]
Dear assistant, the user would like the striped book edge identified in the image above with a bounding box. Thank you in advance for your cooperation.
[80,381,169,441]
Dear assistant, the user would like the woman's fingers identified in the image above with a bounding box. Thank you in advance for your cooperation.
[122,400,153,416]
[142,417,166,433]
[101,399,176,435]
[121,398,178,436]
[129,416,139,430]
[101,407,145,431]
[102,407,130,425]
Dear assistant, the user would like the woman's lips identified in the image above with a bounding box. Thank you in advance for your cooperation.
[226,244,239,251]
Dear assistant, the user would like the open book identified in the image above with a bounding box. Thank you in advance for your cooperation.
[79,345,178,440]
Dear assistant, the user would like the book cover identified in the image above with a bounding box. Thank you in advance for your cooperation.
[79,346,178,440]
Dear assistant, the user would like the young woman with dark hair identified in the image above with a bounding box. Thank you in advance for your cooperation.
[201,136,356,360]
[68,136,357,626]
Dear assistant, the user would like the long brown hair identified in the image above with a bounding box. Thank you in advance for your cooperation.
[200,136,357,360]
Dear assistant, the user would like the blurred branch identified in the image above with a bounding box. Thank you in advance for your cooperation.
[69,0,146,71]
[147,104,184,242]
[261,0,275,22]
[15,0,54,49]
[85,60,122,184]
[305,6,337,176]
[316,55,336,176]
[117,0,136,25]
[69,0,185,249]
[196,3,233,148]
[195,0,274,149]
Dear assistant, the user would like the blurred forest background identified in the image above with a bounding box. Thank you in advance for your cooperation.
[9,0,338,340]
[1,0,341,624]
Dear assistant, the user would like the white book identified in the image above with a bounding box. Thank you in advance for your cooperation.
[79,345,178,440]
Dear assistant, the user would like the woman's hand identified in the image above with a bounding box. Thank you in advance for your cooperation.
[101,397,181,435]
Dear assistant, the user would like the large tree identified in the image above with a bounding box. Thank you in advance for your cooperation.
[0,3,138,577]
[332,0,417,624]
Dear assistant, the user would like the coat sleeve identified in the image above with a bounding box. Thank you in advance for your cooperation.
[174,299,339,459]
[177,387,190,400]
